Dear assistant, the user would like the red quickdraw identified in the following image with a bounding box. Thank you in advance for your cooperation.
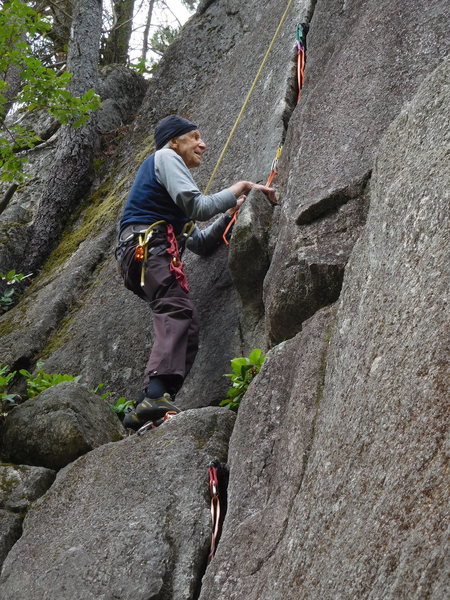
[165,224,189,294]
[208,461,222,562]
[295,23,308,103]
[222,152,281,246]
[265,145,283,188]
[222,210,238,246]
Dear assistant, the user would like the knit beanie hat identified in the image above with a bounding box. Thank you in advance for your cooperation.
[154,115,198,150]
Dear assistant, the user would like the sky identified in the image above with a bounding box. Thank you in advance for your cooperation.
[128,0,194,64]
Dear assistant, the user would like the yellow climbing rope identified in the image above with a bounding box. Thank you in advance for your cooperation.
[204,0,296,194]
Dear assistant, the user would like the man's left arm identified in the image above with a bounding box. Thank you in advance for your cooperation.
[155,149,236,220]
[186,214,233,256]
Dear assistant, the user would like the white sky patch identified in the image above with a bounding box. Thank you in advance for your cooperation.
[103,0,194,64]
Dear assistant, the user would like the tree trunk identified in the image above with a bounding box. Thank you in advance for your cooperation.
[101,0,135,65]
[24,0,102,274]
[46,0,74,56]
[141,0,156,63]
[1,63,22,124]
[1,24,26,125]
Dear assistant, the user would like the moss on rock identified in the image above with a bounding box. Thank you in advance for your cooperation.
[38,175,131,277]
[38,312,76,360]
[134,136,155,165]
[0,303,28,338]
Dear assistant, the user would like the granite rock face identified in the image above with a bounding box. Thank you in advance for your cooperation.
[0,408,235,600]
[263,0,449,344]
[0,1,448,596]
[95,65,148,134]
[199,58,450,600]
[1,382,125,470]
[228,189,274,348]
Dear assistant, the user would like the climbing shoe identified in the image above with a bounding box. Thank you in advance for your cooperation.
[122,409,144,431]
[135,392,180,422]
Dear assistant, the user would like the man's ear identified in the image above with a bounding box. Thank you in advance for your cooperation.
[168,138,178,150]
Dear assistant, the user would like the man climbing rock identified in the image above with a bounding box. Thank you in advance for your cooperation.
[116,114,276,430]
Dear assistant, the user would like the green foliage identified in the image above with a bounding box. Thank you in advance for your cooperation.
[0,363,17,412]
[149,25,179,57]
[0,269,32,311]
[0,362,130,423]
[181,0,200,10]
[109,396,134,415]
[0,0,100,182]
[92,383,133,416]
[129,57,148,75]
[19,363,80,398]
[220,349,266,411]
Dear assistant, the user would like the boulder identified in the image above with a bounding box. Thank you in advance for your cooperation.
[199,58,449,599]
[0,510,21,570]
[0,463,55,570]
[96,65,148,134]
[0,407,236,600]
[0,463,56,513]
[1,381,125,470]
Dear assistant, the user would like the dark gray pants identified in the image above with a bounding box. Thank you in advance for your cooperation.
[118,234,199,395]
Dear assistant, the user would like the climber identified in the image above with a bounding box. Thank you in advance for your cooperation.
[115,114,276,430]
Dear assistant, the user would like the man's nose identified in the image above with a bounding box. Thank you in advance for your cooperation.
[198,139,206,150]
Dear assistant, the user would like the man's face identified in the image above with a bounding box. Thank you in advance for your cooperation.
[169,130,206,168]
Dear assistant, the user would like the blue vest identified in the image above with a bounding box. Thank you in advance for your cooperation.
[119,153,190,235]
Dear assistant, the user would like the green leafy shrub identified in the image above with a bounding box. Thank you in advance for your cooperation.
[0,364,18,414]
[220,348,266,411]
[0,270,32,311]
[19,363,80,398]
[109,397,134,415]
[1,363,129,424]
[92,383,133,417]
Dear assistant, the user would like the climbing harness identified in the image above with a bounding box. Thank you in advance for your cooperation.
[296,23,308,102]
[133,220,167,287]
[131,220,195,292]
[208,459,223,562]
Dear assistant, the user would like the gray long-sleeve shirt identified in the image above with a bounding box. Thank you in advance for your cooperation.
[155,149,236,255]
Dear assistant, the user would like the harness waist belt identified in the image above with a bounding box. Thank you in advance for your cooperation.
[119,223,167,243]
